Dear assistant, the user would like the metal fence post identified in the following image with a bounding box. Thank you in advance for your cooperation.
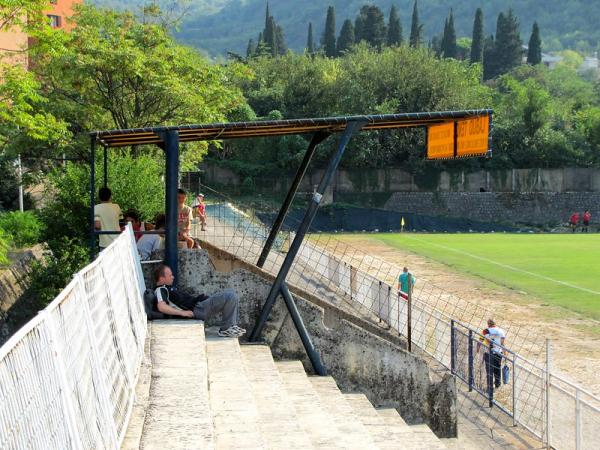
[546,338,552,450]
[575,389,582,450]
[450,319,456,374]
[512,355,518,426]
[468,329,474,392]
[407,272,413,353]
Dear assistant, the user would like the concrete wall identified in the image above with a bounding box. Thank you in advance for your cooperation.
[383,191,600,226]
[194,165,600,194]
[143,247,457,438]
[0,246,44,344]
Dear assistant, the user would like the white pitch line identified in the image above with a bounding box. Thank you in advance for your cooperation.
[401,235,600,296]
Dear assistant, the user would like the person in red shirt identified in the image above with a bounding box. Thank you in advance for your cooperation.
[569,212,579,233]
[192,193,207,231]
[582,210,591,233]
[123,209,145,241]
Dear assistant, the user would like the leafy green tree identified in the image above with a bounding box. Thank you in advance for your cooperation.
[34,5,249,168]
[322,6,336,57]
[307,22,315,54]
[387,5,402,46]
[409,0,422,48]
[527,22,542,65]
[337,19,355,55]
[0,211,43,248]
[470,8,484,64]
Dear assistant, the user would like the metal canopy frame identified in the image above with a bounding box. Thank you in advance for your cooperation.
[89,109,493,375]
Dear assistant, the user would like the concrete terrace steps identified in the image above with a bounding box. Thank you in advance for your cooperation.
[130,321,450,450]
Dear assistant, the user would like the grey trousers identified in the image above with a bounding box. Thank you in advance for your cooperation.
[192,288,239,330]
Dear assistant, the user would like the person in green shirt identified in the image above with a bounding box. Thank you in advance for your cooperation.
[398,267,416,299]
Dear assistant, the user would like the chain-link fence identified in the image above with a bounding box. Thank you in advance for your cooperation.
[190,183,600,450]
[0,226,146,450]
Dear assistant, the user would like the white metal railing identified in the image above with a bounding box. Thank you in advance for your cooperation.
[0,225,147,450]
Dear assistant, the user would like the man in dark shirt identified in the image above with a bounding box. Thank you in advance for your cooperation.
[153,264,245,337]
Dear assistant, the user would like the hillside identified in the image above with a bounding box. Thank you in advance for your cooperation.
[155,0,599,56]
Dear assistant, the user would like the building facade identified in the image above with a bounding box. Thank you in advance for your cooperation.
[0,0,81,68]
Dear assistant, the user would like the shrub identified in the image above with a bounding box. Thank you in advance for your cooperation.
[0,228,10,266]
[0,211,44,248]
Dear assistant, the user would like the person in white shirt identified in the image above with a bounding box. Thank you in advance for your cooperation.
[94,187,122,250]
[483,319,506,390]
[137,214,165,260]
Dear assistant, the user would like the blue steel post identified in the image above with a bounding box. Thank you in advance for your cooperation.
[103,146,108,188]
[450,319,456,374]
[163,130,180,283]
[89,137,96,261]
[249,120,367,346]
[257,131,330,268]
[468,329,474,392]
[280,283,326,375]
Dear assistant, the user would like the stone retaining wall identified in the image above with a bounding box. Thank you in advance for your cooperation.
[384,192,600,226]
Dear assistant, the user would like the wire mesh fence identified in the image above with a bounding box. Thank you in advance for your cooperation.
[0,226,146,450]
[189,182,600,450]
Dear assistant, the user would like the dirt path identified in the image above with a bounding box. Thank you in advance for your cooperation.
[333,235,600,396]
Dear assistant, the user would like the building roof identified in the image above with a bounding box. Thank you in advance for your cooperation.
[91,109,493,148]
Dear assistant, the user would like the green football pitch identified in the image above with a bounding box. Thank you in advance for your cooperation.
[367,233,600,320]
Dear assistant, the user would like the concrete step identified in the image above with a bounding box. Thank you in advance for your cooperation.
[275,361,354,448]
[345,394,447,450]
[239,345,314,449]
[139,321,214,450]
[205,334,266,449]
[308,376,380,449]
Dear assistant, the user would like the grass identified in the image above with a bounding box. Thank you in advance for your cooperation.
[364,233,600,320]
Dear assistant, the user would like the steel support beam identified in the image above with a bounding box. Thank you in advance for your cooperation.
[103,146,108,188]
[280,283,326,375]
[257,131,331,268]
[89,137,96,261]
[249,121,366,373]
[162,130,180,283]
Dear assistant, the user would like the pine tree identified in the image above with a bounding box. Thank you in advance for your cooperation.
[264,2,270,33]
[354,15,364,43]
[527,22,542,65]
[470,8,484,64]
[493,9,523,76]
[409,0,422,48]
[355,5,386,49]
[307,22,315,54]
[441,9,457,58]
[265,15,277,56]
[439,18,448,57]
[387,5,402,46]
[483,34,496,80]
[322,6,337,57]
[275,25,287,55]
[246,38,255,58]
[337,19,355,54]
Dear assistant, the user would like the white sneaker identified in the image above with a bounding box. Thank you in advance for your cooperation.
[218,326,244,338]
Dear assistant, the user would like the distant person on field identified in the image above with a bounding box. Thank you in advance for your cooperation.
[94,187,122,250]
[177,188,195,248]
[398,267,416,300]
[137,214,165,261]
[482,319,506,390]
[192,193,207,231]
[569,212,579,233]
[582,210,591,232]
[153,264,245,337]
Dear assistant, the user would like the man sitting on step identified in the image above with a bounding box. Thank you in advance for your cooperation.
[153,264,246,337]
